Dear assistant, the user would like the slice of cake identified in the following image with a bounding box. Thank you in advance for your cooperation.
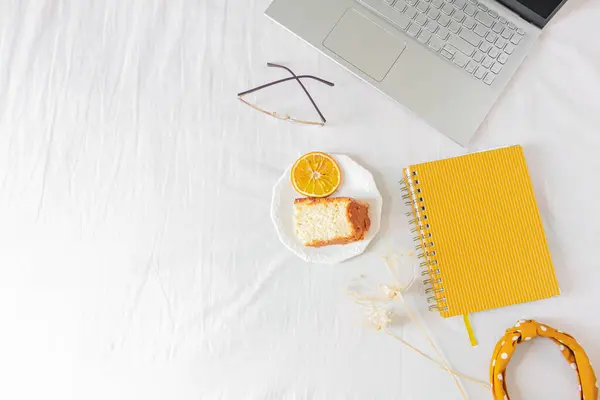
[294,197,371,247]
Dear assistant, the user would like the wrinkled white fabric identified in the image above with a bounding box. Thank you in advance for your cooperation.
[1,1,599,399]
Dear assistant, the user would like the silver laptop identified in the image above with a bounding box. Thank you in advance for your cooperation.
[266,0,569,145]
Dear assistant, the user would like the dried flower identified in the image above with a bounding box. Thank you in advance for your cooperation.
[366,304,392,331]
[381,284,400,300]
[346,250,490,398]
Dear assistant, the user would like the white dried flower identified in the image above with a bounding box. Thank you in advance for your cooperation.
[367,305,392,331]
[381,284,400,299]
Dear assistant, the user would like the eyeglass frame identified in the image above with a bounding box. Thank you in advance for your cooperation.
[237,63,335,126]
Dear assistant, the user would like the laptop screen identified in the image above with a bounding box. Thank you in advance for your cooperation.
[495,0,569,28]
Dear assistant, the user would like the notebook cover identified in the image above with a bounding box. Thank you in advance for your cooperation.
[403,146,560,318]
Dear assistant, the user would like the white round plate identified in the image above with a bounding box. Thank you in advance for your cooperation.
[271,154,382,264]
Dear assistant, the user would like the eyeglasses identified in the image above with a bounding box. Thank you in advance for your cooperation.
[237,63,335,126]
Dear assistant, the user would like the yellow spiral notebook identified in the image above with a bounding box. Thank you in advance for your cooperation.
[401,145,560,319]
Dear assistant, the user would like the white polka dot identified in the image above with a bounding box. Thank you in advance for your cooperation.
[512,336,518,341]
[515,322,520,327]
[492,359,496,366]
[519,319,526,323]
[525,337,531,341]
[540,325,547,332]
[502,341,505,345]
[498,373,503,381]
[571,363,577,370]
[501,353,508,359]
[560,345,565,351]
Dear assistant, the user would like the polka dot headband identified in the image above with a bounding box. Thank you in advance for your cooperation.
[490,320,597,400]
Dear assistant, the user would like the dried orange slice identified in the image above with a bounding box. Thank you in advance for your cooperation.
[290,152,341,198]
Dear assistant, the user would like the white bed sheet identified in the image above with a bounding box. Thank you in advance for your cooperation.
[1,1,599,399]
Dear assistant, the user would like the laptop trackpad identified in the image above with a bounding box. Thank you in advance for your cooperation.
[323,9,406,82]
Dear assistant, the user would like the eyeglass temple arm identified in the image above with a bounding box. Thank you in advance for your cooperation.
[266,62,328,124]
[237,75,334,97]
[266,63,335,87]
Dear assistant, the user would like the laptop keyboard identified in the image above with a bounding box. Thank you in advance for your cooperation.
[357,0,526,85]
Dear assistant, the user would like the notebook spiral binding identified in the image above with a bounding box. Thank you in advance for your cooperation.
[401,173,449,313]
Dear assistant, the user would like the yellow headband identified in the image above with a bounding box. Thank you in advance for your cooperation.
[490,320,597,400]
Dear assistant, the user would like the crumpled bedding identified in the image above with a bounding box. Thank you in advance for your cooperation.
[1,0,599,399]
